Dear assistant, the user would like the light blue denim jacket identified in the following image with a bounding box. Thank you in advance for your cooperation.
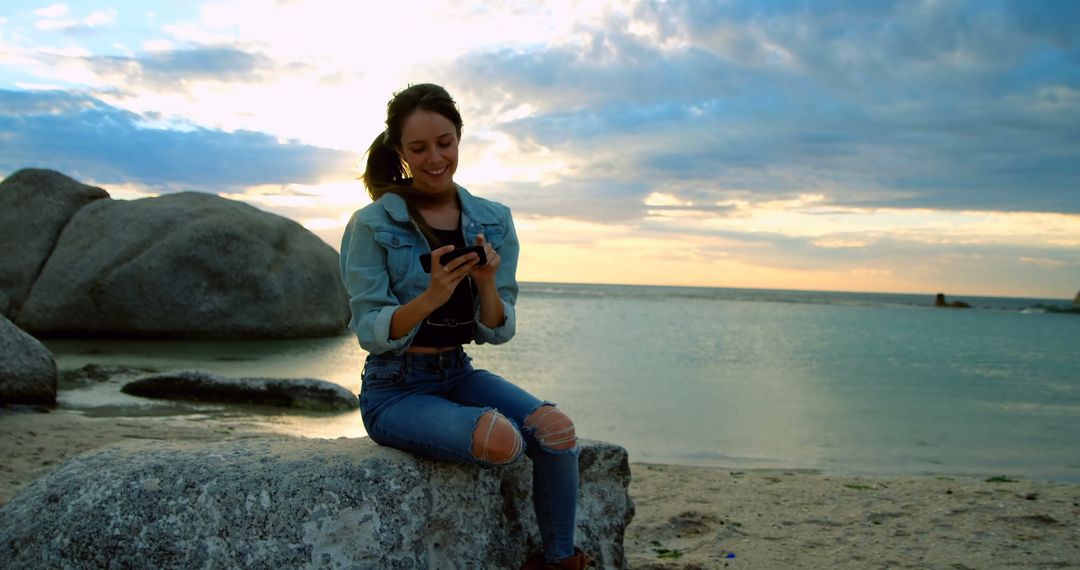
[339,185,519,355]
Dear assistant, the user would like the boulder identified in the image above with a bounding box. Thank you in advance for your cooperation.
[0,438,634,569]
[0,315,57,405]
[122,369,359,411]
[15,191,349,338]
[0,169,110,319]
[1074,290,1079,307]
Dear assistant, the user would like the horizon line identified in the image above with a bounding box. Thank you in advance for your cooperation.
[518,280,1077,303]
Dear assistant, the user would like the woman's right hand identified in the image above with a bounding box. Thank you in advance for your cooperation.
[422,245,480,309]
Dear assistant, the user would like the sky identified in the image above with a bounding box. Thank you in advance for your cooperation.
[1,0,1078,299]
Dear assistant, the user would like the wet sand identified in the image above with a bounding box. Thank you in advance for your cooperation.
[2,410,1078,568]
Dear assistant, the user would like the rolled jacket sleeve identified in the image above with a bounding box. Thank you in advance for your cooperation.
[339,215,419,354]
[473,208,519,345]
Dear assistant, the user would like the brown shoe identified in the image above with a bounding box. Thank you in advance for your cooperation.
[520,547,595,570]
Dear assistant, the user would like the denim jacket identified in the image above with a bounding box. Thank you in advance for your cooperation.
[339,185,519,355]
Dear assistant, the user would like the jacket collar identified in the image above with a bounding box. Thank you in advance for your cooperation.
[376,184,495,225]
[377,191,411,223]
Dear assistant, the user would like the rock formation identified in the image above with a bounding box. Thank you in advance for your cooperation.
[934,293,970,309]
[0,438,634,569]
[0,169,109,320]
[122,369,359,411]
[0,315,57,405]
[1,169,349,338]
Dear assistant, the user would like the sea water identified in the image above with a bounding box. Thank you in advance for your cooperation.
[44,283,1080,481]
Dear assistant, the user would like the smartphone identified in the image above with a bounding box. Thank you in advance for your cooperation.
[419,245,488,273]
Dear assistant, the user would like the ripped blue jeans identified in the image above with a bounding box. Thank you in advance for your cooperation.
[359,348,579,562]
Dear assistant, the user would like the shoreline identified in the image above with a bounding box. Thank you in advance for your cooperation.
[2,409,1078,568]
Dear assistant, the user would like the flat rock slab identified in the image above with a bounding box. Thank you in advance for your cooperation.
[122,369,359,411]
[0,437,633,569]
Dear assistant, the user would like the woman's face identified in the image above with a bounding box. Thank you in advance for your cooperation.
[397,109,459,194]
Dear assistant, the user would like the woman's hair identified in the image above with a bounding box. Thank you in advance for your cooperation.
[362,83,463,201]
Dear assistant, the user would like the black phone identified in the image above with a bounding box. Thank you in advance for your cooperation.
[419,245,488,273]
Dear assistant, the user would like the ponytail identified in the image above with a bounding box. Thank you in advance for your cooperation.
[361,131,407,201]
[359,129,443,247]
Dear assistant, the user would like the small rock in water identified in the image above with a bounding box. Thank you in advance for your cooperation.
[60,363,157,385]
[121,369,358,411]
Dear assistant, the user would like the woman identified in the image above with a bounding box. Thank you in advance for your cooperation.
[339,83,593,569]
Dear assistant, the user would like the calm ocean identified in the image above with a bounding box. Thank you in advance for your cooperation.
[45,283,1080,482]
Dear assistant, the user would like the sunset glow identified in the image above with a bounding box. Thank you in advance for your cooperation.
[2,1,1077,298]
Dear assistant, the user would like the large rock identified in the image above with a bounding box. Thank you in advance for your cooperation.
[122,369,359,411]
[15,191,349,338]
[0,315,57,405]
[0,169,109,319]
[0,438,634,569]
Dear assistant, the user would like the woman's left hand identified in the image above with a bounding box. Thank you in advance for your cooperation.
[469,233,501,285]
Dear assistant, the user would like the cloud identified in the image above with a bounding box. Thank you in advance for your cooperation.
[1005,1,1080,47]
[35,7,116,33]
[479,178,655,223]
[85,45,283,89]
[1019,256,1069,269]
[0,89,357,192]
[429,0,1080,220]
[684,224,1076,279]
[33,4,68,18]
[3,33,361,148]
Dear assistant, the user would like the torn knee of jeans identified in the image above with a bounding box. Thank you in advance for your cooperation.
[471,410,523,465]
[524,405,577,451]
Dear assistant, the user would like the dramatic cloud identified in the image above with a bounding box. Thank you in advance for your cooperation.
[434,0,1080,217]
[0,89,358,192]
[0,0,1076,296]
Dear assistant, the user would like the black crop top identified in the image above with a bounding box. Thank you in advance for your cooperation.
[411,226,477,347]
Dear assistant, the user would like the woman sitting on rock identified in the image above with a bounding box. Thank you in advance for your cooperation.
[339,83,592,569]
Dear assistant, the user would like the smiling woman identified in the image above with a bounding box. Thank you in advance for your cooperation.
[339,83,595,569]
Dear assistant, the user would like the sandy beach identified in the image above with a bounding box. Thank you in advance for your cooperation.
[2,410,1078,569]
